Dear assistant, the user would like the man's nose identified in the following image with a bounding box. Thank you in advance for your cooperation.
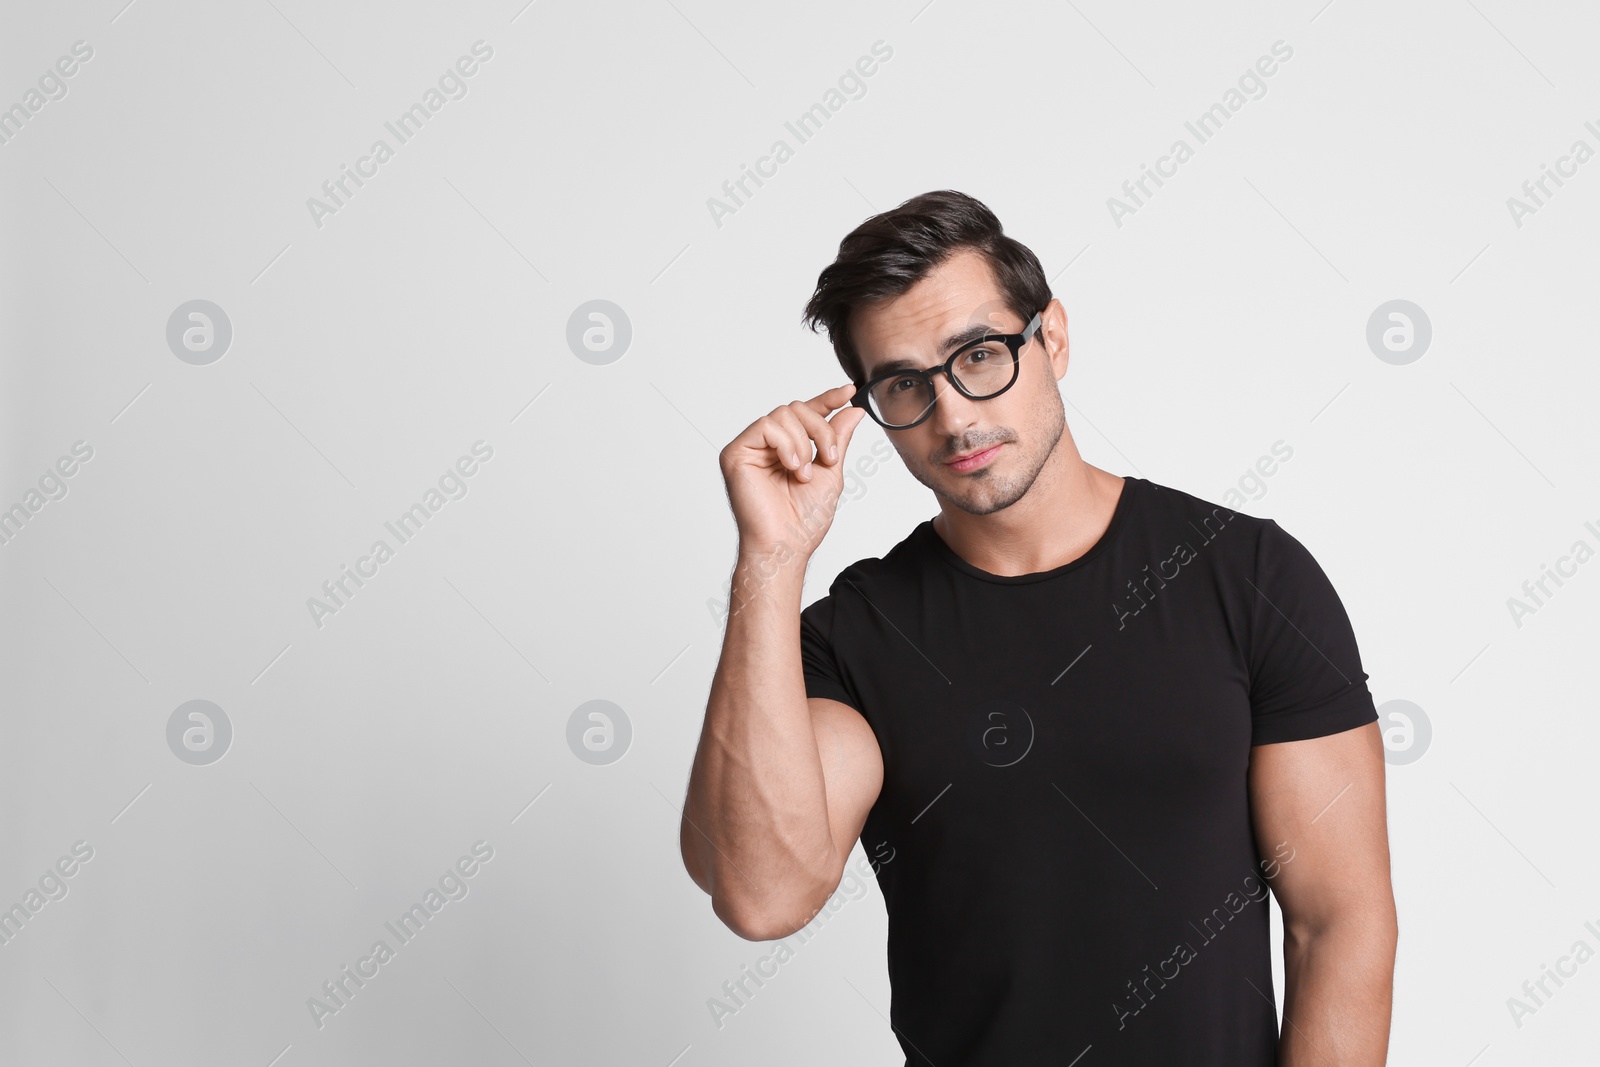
[927,372,980,436]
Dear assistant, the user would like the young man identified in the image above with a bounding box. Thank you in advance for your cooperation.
[681,190,1397,1064]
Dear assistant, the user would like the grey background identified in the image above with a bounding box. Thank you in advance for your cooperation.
[2,0,1596,1063]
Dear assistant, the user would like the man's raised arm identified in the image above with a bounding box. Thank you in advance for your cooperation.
[680,385,882,942]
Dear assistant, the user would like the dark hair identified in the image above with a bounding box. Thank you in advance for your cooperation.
[800,189,1052,386]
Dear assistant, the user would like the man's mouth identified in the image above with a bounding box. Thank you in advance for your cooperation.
[945,444,1004,471]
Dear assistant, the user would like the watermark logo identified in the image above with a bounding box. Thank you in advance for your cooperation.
[306,840,494,1029]
[1112,506,1235,630]
[0,40,94,149]
[1505,519,1600,629]
[1217,440,1293,511]
[1506,917,1600,1030]
[1108,40,1294,228]
[967,698,1034,767]
[167,300,233,365]
[306,41,494,229]
[307,441,494,630]
[706,436,897,630]
[706,842,895,1028]
[1378,698,1430,765]
[0,841,94,949]
[705,40,893,229]
[0,439,94,548]
[1113,841,1295,1029]
[1505,120,1600,229]
[167,699,232,765]
[567,699,631,765]
[566,300,632,366]
[1366,299,1431,365]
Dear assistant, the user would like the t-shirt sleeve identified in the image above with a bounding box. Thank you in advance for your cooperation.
[1247,519,1379,746]
[798,595,861,711]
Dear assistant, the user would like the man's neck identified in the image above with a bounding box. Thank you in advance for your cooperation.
[933,455,1125,578]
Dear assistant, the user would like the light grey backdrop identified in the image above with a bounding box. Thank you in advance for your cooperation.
[2,0,1596,1063]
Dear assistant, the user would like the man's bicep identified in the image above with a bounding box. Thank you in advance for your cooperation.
[809,696,884,880]
[1248,721,1394,939]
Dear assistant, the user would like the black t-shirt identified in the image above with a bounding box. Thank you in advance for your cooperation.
[798,475,1378,1065]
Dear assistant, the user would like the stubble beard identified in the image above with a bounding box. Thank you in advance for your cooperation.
[909,397,1068,517]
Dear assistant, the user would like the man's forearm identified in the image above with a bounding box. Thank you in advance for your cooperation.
[1279,915,1398,1065]
[681,547,838,939]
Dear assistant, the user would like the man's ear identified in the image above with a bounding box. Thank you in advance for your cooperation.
[1042,301,1069,382]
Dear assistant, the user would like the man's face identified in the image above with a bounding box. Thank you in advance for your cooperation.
[850,248,1067,516]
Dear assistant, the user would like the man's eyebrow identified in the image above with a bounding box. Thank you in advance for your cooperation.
[863,321,1001,378]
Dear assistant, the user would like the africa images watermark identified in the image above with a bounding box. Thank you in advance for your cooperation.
[1217,440,1293,510]
[1112,441,1293,630]
[1107,39,1294,228]
[1504,118,1600,230]
[305,40,495,229]
[1112,840,1296,1029]
[0,840,95,949]
[1506,916,1600,1030]
[0,39,95,148]
[1,440,94,548]
[705,842,895,1030]
[306,840,494,1029]
[1504,517,1600,630]
[707,436,897,630]
[705,40,894,229]
[307,440,494,629]
[1113,505,1235,629]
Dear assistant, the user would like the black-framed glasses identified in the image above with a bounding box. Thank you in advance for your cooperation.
[852,308,1046,430]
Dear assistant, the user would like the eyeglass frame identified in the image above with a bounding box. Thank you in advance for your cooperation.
[851,307,1047,430]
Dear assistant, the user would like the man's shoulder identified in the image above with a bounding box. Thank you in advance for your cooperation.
[1136,476,1274,530]
[1130,476,1281,567]
[800,521,929,622]
[1134,476,1356,606]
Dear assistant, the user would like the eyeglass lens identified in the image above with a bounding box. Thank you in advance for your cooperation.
[868,340,1015,427]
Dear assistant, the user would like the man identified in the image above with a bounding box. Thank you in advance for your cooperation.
[680,189,1397,1065]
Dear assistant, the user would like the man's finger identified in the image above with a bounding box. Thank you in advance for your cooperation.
[804,382,859,415]
[829,404,868,462]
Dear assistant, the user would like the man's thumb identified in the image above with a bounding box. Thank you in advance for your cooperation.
[834,404,869,457]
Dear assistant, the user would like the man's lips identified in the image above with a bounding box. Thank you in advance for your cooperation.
[945,443,1004,469]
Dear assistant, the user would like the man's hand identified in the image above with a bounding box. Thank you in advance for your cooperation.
[719,383,868,560]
